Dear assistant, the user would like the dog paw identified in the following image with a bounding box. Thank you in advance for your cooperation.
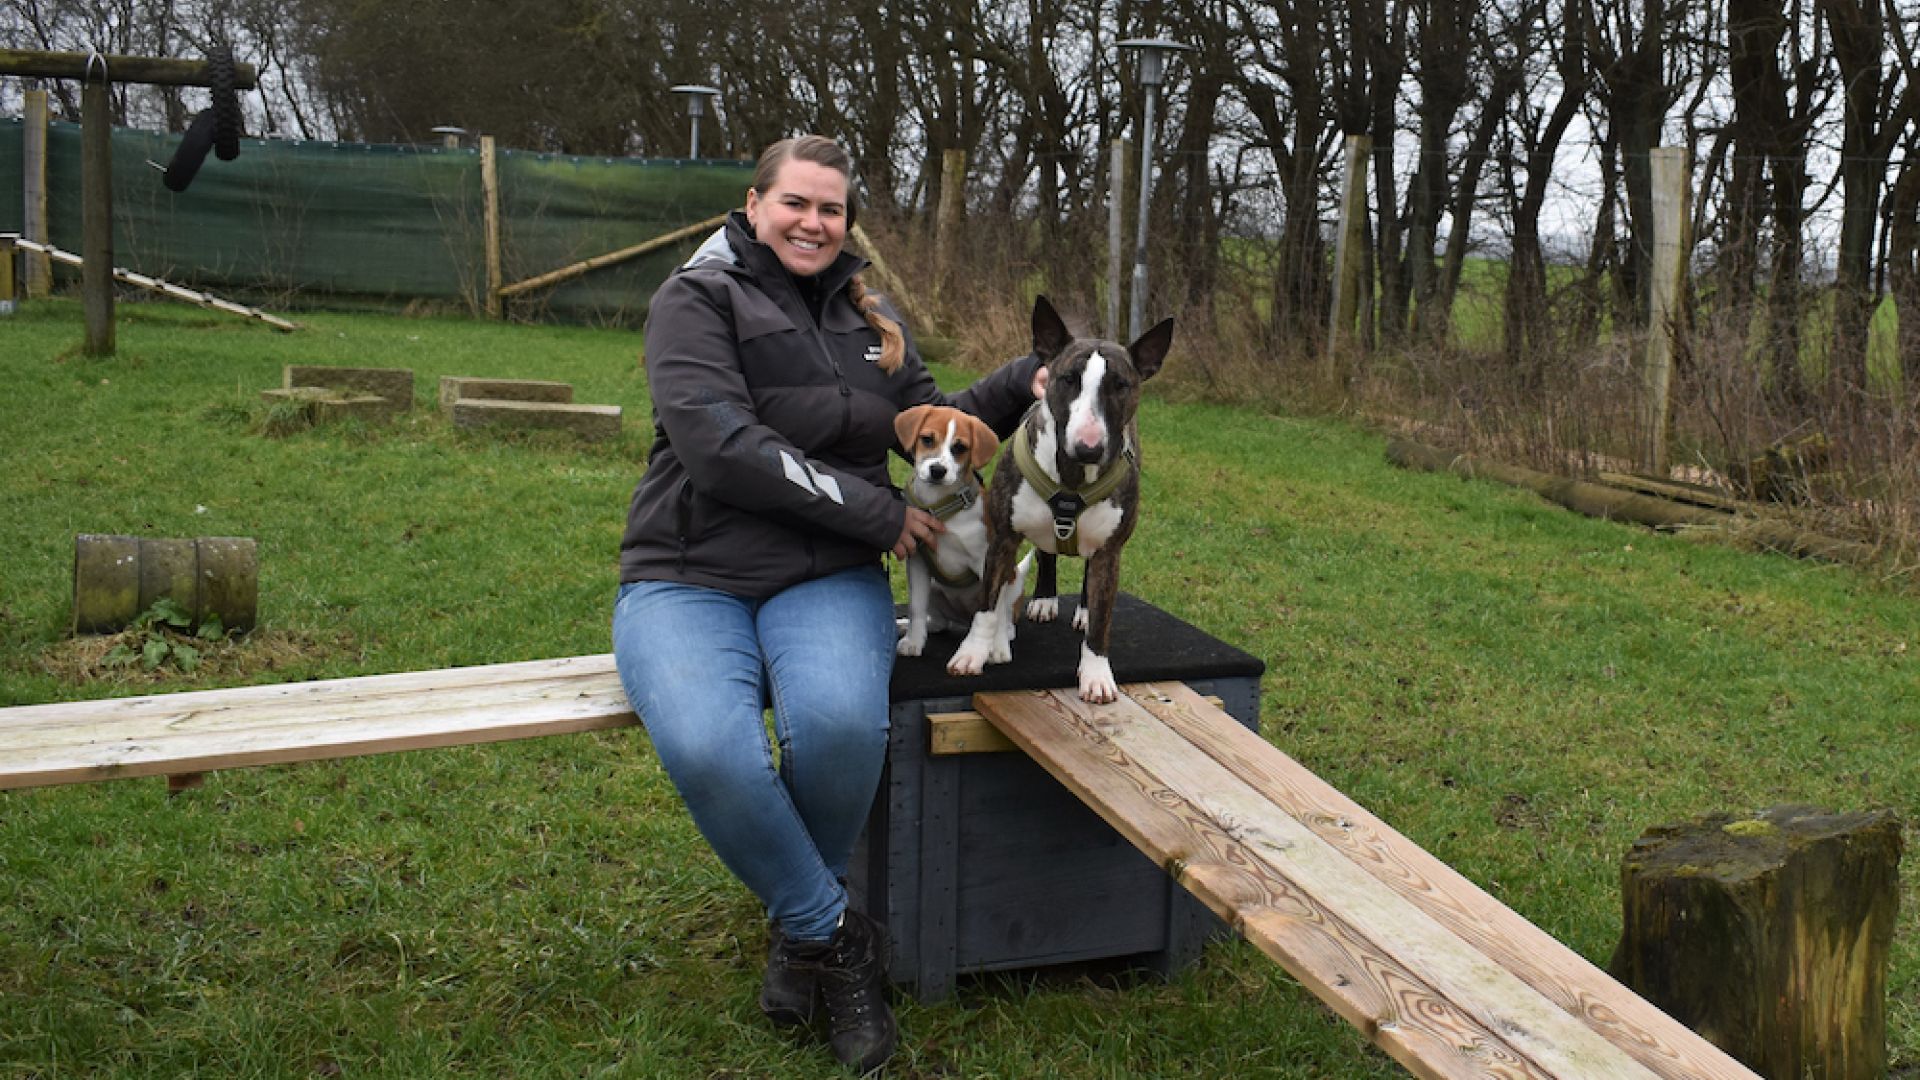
[1071,605,1089,632]
[947,639,989,676]
[1026,596,1059,622]
[1077,648,1118,704]
[896,632,927,657]
[987,635,1014,665]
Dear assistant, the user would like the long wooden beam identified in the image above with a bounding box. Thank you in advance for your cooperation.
[0,48,258,89]
[9,236,300,332]
[497,213,727,299]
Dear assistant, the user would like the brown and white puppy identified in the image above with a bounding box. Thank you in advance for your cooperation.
[893,404,1026,658]
[947,296,1173,702]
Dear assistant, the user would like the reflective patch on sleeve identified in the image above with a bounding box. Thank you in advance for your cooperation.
[781,450,819,495]
[778,451,846,506]
[809,466,844,505]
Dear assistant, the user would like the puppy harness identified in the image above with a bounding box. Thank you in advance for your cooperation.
[906,481,984,587]
[1010,409,1135,557]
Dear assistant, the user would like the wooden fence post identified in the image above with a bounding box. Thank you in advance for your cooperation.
[1107,138,1129,340]
[1326,134,1371,367]
[935,148,965,307]
[22,88,51,299]
[1,236,16,314]
[1641,146,1691,475]
[81,75,114,356]
[481,135,502,318]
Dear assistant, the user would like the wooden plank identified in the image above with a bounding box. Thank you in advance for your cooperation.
[0,654,620,741]
[928,710,1015,755]
[1126,682,1759,1080]
[930,696,1224,756]
[0,655,631,790]
[973,688,1553,1080]
[0,665,627,753]
[984,687,1661,1080]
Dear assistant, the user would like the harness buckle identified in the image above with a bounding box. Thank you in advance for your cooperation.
[1048,490,1086,542]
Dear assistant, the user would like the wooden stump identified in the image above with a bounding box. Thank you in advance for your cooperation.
[1610,805,1903,1080]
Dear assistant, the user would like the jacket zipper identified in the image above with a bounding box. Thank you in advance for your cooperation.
[810,324,854,436]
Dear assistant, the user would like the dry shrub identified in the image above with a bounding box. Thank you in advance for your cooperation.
[38,627,357,688]
[863,209,1919,566]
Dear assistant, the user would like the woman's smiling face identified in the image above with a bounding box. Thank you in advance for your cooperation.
[745,159,850,278]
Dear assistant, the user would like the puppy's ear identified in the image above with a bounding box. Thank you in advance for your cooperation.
[963,413,1000,469]
[1128,316,1175,382]
[894,404,933,452]
[1031,295,1073,363]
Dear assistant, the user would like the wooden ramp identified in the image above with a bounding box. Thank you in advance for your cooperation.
[0,654,632,791]
[973,683,1760,1080]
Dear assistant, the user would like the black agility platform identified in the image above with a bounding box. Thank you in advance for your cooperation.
[851,593,1265,1001]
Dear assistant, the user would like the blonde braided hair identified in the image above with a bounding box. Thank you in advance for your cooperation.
[752,135,904,375]
[846,273,905,374]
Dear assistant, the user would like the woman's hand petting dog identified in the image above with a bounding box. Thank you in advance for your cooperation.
[892,506,945,560]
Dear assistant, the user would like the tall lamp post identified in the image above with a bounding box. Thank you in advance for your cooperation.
[1116,38,1191,341]
[670,84,720,159]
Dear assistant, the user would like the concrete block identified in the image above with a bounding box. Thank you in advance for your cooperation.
[260,387,398,424]
[451,399,622,442]
[438,376,573,416]
[284,365,414,410]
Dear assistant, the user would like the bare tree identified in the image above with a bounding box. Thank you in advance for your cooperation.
[1817,0,1919,394]
[1498,0,1590,371]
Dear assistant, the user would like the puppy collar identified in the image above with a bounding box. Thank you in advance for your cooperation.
[1011,406,1135,557]
[906,481,981,522]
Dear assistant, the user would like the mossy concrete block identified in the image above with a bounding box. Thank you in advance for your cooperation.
[438,376,573,415]
[451,399,622,442]
[283,365,414,410]
[260,387,398,424]
[72,534,258,633]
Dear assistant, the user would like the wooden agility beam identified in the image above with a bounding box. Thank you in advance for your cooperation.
[0,49,258,88]
[496,213,728,300]
[7,235,299,332]
[1,48,262,355]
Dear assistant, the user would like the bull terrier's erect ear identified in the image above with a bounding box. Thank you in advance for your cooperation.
[1031,295,1074,364]
[1128,316,1175,382]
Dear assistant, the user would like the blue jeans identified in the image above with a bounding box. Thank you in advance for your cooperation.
[611,565,895,943]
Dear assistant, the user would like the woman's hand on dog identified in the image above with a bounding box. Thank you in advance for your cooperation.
[892,507,945,560]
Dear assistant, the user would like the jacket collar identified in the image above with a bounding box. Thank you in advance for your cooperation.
[710,209,866,299]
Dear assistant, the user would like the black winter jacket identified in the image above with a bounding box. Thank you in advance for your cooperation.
[620,211,1042,599]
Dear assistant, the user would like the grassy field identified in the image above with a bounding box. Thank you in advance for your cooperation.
[1,298,1915,1078]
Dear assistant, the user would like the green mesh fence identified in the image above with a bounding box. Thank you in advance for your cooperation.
[0,117,752,325]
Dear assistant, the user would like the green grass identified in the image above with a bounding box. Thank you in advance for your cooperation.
[2,298,1916,1077]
